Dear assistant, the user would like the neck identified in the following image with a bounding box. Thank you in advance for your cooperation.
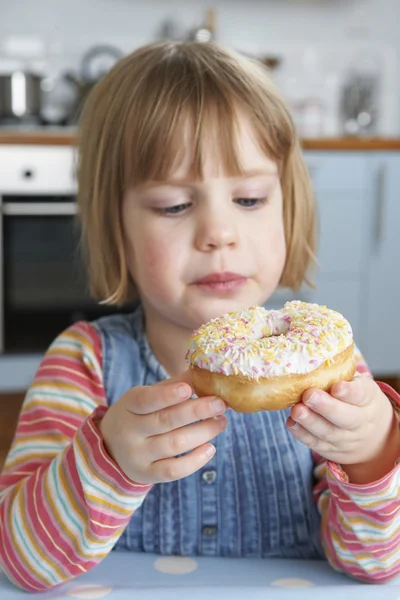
[143,304,193,378]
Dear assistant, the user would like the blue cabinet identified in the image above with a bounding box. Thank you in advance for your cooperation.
[268,152,368,351]
[267,150,400,376]
[305,152,369,351]
[307,151,400,375]
[306,152,369,277]
[363,154,400,374]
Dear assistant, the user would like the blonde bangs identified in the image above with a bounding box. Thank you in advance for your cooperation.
[77,42,315,304]
[122,43,295,186]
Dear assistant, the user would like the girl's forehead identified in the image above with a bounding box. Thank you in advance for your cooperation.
[170,117,278,181]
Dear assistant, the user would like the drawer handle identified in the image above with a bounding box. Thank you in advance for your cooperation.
[374,163,387,249]
[2,202,77,216]
[22,168,35,179]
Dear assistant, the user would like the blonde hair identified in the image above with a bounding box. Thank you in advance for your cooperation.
[77,41,316,304]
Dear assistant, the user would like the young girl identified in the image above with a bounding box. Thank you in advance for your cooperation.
[1,42,400,592]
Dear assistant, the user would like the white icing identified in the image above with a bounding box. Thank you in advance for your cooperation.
[187,301,353,379]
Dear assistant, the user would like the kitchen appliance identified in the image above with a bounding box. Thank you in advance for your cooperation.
[187,7,216,42]
[64,45,123,123]
[340,72,379,135]
[0,69,43,122]
[0,145,127,354]
[0,38,47,124]
[340,51,381,137]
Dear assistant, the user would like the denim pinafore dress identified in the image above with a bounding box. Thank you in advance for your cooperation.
[94,306,323,558]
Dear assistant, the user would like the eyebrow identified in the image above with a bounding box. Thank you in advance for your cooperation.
[142,168,278,189]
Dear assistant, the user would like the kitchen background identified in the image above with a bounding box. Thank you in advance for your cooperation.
[0,0,400,469]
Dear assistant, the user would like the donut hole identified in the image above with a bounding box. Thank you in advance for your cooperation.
[254,313,291,340]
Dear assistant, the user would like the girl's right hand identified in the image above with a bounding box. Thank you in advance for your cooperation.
[98,372,227,484]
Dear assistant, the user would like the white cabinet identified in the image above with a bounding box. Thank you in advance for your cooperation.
[0,146,77,194]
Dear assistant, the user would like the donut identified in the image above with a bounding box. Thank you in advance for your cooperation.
[186,301,356,412]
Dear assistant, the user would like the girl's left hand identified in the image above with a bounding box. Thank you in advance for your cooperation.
[287,376,396,467]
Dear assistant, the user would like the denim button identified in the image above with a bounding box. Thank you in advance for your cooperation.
[202,469,217,484]
[202,525,217,536]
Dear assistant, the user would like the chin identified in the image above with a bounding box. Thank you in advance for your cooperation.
[189,297,262,328]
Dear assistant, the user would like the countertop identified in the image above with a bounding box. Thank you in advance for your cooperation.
[1,552,399,599]
[1,129,400,150]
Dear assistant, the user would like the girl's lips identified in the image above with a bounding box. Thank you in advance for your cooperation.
[194,275,248,294]
[194,272,246,284]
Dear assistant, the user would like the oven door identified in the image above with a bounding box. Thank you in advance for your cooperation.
[1,196,115,353]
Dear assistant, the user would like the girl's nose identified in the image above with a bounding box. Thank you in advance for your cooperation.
[195,207,238,252]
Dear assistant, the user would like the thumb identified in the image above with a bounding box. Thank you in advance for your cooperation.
[330,375,374,407]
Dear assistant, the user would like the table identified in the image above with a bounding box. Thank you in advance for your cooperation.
[1,552,400,599]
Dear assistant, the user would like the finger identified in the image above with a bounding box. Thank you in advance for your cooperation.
[286,418,335,454]
[150,443,217,483]
[155,370,193,391]
[298,389,362,429]
[289,404,344,443]
[141,396,227,436]
[126,379,193,416]
[330,376,376,407]
[147,415,227,461]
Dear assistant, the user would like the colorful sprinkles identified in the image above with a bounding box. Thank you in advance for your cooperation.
[186,301,353,380]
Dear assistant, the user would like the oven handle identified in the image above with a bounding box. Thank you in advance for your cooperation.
[2,202,77,216]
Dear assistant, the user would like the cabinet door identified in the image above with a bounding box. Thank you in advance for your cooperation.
[363,154,400,374]
[304,152,369,277]
[268,152,367,353]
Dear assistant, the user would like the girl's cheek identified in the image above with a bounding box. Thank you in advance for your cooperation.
[141,240,172,276]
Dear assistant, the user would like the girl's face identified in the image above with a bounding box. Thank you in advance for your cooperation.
[122,115,286,331]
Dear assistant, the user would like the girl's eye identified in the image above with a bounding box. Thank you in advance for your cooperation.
[234,197,268,208]
[156,203,191,215]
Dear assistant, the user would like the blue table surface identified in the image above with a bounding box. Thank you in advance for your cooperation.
[1,552,400,600]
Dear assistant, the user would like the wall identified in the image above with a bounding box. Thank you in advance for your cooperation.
[0,0,399,133]
[1,0,399,52]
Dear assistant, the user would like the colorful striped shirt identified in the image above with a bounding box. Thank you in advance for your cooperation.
[0,321,399,591]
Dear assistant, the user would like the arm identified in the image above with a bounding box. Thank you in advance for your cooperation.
[0,322,152,592]
[314,351,400,583]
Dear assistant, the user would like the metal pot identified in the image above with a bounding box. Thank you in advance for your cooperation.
[0,72,42,120]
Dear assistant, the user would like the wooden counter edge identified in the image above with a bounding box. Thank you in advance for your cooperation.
[1,133,400,151]
[302,138,400,151]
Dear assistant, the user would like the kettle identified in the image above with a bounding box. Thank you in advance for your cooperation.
[65,44,123,123]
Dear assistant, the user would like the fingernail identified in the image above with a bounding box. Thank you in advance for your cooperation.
[290,422,299,430]
[215,415,227,428]
[305,392,318,407]
[177,385,189,399]
[205,444,216,458]
[297,408,307,420]
[334,385,346,399]
[212,399,226,414]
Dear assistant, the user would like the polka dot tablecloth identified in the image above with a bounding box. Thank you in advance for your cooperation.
[1,553,400,599]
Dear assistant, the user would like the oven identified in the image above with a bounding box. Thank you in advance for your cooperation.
[0,144,121,354]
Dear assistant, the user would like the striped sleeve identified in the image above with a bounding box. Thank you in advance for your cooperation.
[313,350,400,583]
[0,322,152,592]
